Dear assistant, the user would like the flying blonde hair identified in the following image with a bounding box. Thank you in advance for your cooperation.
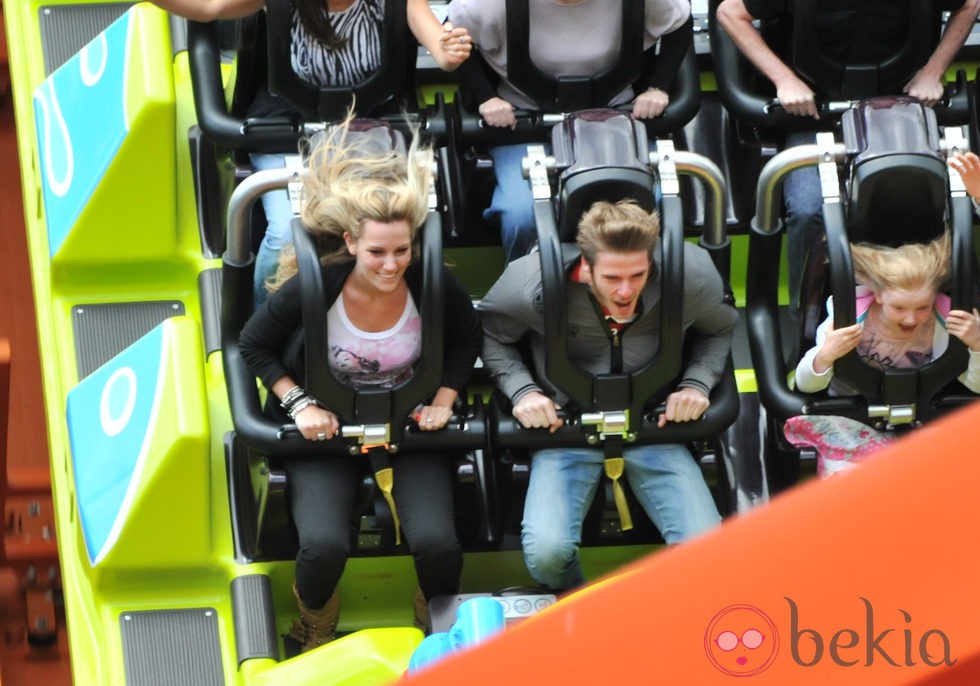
[850,230,951,295]
[266,113,433,292]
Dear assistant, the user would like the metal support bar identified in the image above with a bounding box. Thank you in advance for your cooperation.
[815,132,841,202]
[226,167,296,266]
[944,126,969,196]
[654,147,728,249]
[751,141,848,235]
[340,423,393,452]
[652,139,680,197]
[867,404,916,426]
[523,144,555,200]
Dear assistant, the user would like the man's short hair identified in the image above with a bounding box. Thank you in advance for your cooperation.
[576,199,660,267]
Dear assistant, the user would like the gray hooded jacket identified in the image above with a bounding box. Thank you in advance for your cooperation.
[477,242,738,407]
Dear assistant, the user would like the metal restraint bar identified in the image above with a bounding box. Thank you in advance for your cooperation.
[751,139,848,236]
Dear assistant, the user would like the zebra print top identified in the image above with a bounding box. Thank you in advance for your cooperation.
[290,0,385,87]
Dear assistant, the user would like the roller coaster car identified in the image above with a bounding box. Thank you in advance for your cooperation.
[710,0,978,488]
[448,0,702,244]
[708,0,973,135]
[706,0,973,232]
[706,0,973,235]
[185,0,456,257]
[184,0,489,561]
[188,0,427,150]
[487,108,747,542]
[745,95,977,488]
[218,123,495,561]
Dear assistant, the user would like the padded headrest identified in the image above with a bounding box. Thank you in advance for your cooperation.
[842,97,946,245]
[552,110,656,242]
[307,119,408,159]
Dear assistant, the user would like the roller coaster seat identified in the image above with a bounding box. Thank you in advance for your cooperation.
[221,120,497,562]
[709,0,971,132]
[841,97,947,246]
[497,0,699,125]
[449,0,701,248]
[801,96,951,325]
[552,110,659,242]
[740,95,975,492]
[747,95,975,441]
[186,0,443,261]
[263,0,418,123]
[784,0,941,102]
[188,0,419,151]
[486,108,740,538]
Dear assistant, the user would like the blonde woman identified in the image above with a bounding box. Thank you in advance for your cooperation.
[239,118,482,648]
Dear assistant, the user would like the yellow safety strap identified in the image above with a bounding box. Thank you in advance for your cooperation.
[363,444,401,546]
[372,466,401,546]
[603,455,633,532]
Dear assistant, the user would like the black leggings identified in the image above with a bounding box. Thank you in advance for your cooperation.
[285,451,462,610]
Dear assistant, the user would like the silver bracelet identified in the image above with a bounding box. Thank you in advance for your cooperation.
[286,396,318,420]
[280,385,306,411]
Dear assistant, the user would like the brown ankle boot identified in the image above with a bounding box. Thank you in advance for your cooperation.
[413,586,430,634]
[289,583,340,652]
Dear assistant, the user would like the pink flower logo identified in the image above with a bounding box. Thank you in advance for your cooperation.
[705,604,779,676]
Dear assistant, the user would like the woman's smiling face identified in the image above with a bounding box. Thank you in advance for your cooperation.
[344,218,413,292]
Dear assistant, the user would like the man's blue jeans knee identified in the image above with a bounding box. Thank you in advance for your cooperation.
[521,444,720,591]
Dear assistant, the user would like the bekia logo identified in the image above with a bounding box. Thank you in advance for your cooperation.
[787,597,955,668]
[706,598,956,676]
[704,604,779,676]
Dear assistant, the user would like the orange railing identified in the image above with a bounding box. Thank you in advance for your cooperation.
[406,401,980,685]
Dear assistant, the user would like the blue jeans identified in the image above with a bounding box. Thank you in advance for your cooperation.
[782,131,824,316]
[250,152,295,306]
[521,444,721,591]
[486,143,538,263]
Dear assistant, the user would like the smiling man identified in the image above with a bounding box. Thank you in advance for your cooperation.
[478,199,738,592]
